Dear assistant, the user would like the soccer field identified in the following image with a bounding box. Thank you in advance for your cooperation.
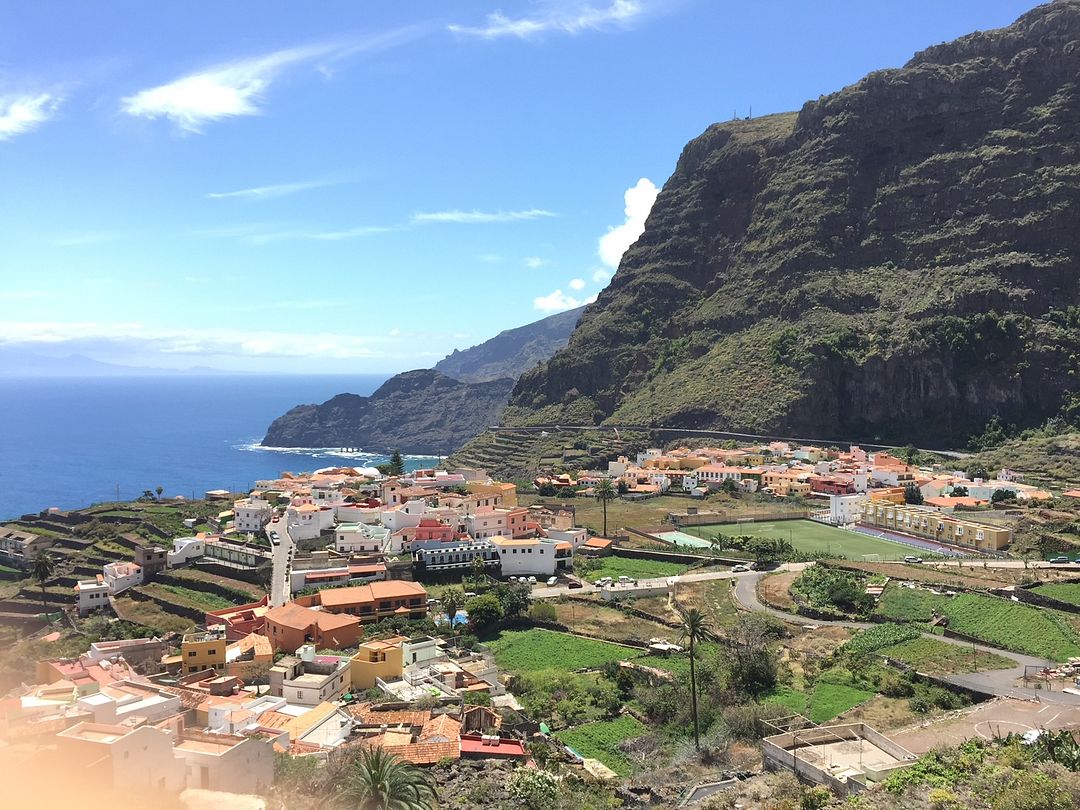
[682,519,915,560]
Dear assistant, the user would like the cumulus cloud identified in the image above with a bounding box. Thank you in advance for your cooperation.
[533,289,582,313]
[598,177,658,269]
[449,0,644,39]
[568,278,586,291]
[0,93,60,141]
[206,178,341,200]
[412,209,555,225]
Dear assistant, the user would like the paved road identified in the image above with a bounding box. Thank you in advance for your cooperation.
[530,563,811,600]
[733,572,1080,705]
[269,522,294,608]
[487,423,970,459]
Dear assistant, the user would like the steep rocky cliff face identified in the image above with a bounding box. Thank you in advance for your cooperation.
[434,306,584,383]
[505,1,1080,447]
[262,370,513,454]
[262,309,583,454]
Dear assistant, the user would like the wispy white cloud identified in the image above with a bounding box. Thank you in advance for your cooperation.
[0,93,61,141]
[197,223,394,244]
[0,321,392,360]
[449,0,645,39]
[598,177,658,269]
[412,209,556,224]
[478,254,504,263]
[206,178,342,200]
[121,30,418,133]
[592,268,612,283]
[524,256,546,269]
[568,278,586,291]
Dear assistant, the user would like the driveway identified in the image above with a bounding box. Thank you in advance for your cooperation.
[269,522,294,608]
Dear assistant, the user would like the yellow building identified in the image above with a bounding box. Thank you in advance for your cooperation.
[466,481,518,508]
[350,636,406,690]
[869,487,907,505]
[857,502,1012,552]
[181,627,228,675]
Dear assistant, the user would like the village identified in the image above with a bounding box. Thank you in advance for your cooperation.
[4,438,1080,807]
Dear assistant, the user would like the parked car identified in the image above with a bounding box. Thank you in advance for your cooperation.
[1051,556,1072,564]
[568,580,584,589]
[904,555,923,564]
[464,591,477,598]
[731,564,750,573]
[527,576,537,584]
[618,575,635,585]
[509,576,518,582]
[547,576,559,586]
[593,577,613,587]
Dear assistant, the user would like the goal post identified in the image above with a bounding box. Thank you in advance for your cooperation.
[736,517,756,525]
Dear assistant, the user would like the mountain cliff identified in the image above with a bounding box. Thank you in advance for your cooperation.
[261,308,582,453]
[503,1,1080,448]
[434,306,584,383]
[262,370,513,455]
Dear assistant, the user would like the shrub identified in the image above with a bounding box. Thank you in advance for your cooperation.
[509,768,558,809]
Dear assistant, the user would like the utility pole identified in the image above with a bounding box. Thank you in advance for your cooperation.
[115,483,120,503]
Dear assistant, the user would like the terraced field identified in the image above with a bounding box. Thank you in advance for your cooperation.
[554,715,647,776]
[875,585,1080,660]
[487,628,642,673]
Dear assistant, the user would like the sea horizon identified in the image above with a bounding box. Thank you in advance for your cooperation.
[0,373,439,520]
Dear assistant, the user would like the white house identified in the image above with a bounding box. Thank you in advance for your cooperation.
[545,527,589,549]
[233,498,273,533]
[683,472,700,492]
[286,502,334,541]
[102,561,143,595]
[380,499,428,533]
[336,522,390,554]
[168,536,205,567]
[829,493,867,525]
[269,646,351,706]
[490,536,571,577]
[334,502,383,523]
[75,577,110,616]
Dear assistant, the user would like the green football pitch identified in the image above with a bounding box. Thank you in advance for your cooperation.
[678,519,915,560]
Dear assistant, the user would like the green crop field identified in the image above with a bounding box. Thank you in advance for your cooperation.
[636,642,722,678]
[683,520,914,560]
[487,628,641,673]
[875,585,1080,660]
[554,715,647,776]
[764,679,874,724]
[581,556,690,582]
[875,586,951,622]
[1032,582,1080,607]
[879,637,1014,676]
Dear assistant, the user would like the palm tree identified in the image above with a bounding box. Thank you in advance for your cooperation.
[32,550,55,616]
[679,607,714,751]
[594,478,617,537]
[442,587,463,647]
[339,746,437,810]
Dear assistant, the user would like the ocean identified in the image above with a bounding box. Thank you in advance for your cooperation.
[0,374,440,520]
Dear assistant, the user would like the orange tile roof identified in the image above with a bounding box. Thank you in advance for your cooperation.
[373,740,460,765]
[318,580,427,608]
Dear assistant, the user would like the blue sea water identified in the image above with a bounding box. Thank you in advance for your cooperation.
[0,374,439,519]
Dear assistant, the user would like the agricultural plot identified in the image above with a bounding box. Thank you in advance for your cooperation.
[878,637,1014,676]
[548,600,673,644]
[764,678,875,724]
[636,642,723,678]
[683,520,912,560]
[554,715,647,776]
[581,557,690,582]
[113,596,195,634]
[150,584,234,611]
[486,628,641,673]
[875,585,1080,660]
[1032,582,1080,607]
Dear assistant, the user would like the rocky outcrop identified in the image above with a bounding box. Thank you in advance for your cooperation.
[505,1,1080,447]
[434,306,584,383]
[261,370,513,455]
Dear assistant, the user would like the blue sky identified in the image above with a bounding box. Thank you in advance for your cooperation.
[0,0,1037,373]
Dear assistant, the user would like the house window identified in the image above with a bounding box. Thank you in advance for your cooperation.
[188,651,197,657]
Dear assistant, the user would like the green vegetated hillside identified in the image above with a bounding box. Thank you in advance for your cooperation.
[505,1,1080,449]
[262,370,513,454]
[435,306,584,383]
[262,308,583,454]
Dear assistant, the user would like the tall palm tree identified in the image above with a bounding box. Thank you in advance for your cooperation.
[679,607,714,750]
[32,550,55,616]
[594,478,617,537]
[339,747,437,810]
[442,587,463,647]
